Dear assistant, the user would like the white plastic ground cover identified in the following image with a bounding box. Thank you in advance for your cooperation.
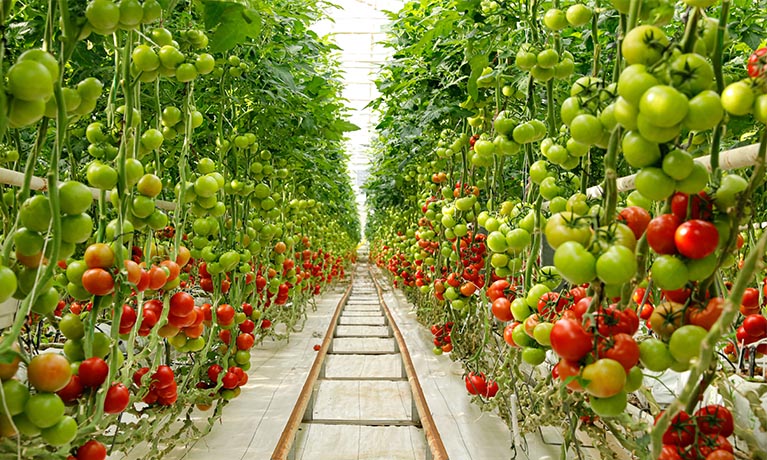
[111,287,348,460]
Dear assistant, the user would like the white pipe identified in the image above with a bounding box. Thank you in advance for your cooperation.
[585,143,761,199]
[0,167,177,211]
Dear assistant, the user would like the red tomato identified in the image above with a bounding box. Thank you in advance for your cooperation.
[119,304,137,334]
[491,297,514,322]
[695,434,733,458]
[743,314,767,338]
[79,357,109,388]
[159,260,180,281]
[148,265,169,290]
[236,333,255,350]
[598,333,640,372]
[483,379,499,398]
[219,329,232,345]
[464,371,487,395]
[742,287,760,308]
[152,365,175,389]
[618,206,651,239]
[76,440,107,460]
[555,359,584,391]
[82,268,115,296]
[640,303,654,320]
[647,214,681,255]
[216,304,235,326]
[658,445,683,460]
[207,364,223,383]
[132,367,150,386]
[705,450,734,460]
[239,319,256,334]
[104,383,130,414]
[503,323,519,347]
[169,291,195,316]
[662,288,692,303]
[221,371,239,389]
[550,318,594,362]
[537,292,568,320]
[687,298,724,331]
[57,375,84,404]
[659,410,695,446]
[670,192,712,222]
[694,404,734,437]
[674,220,719,259]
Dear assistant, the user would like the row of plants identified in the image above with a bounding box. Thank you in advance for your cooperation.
[0,0,359,458]
[366,0,767,458]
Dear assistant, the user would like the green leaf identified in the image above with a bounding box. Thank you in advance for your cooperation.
[467,53,488,101]
[203,1,262,53]
[333,120,360,132]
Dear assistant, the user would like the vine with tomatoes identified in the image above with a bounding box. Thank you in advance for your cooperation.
[367,0,767,458]
[0,0,359,459]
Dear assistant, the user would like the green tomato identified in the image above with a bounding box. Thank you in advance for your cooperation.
[544,211,592,249]
[25,393,65,428]
[668,325,707,364]
[639,339,673,372]
[668,53,714,97]
[596,245,636,286]
[651,255,689,290]
[533,322,554,346]
[590,391,628,418]
[554,241,596,285]
[511,298,533,321]
[0,380,29,416]
[714,174,748,208]
[662,149,694,181]
[675,162,709,194]
[521,347,547,365]
[623,367,643,393]
[617,64,659,107]
[686,253,718,281]
[525,284,550,309]
[721,81,754,116]
[622,130,660,168]
[40,415,77,446]
[622,25,669,66]
[635,167,675,202]
[569,114,603,145]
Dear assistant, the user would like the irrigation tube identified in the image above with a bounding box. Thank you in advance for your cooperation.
[0,166,177,210]
[584,143,760,199]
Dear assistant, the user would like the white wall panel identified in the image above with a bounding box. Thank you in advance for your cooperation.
[313,0,401,234]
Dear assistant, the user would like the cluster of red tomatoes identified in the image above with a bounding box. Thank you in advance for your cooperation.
[546,293,643,417]
[736,313,767,353]
[645,192,721,292]
[464,371,499,399]
[132,365,179,406]
[201,363,249,397]
[658,405,734,460]
[487,279,516,322]
[59,357,130,415]
[437,233,488,311]
[430,322,453,354]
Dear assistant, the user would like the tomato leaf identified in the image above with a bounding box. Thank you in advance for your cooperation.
[466,53,488,101]
[203,0,261,53]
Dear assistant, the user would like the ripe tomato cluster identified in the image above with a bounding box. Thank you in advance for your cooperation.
[132,365,178,406]
[657,405,734,460]
[464,371,499,399]
[430,322,453,354]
